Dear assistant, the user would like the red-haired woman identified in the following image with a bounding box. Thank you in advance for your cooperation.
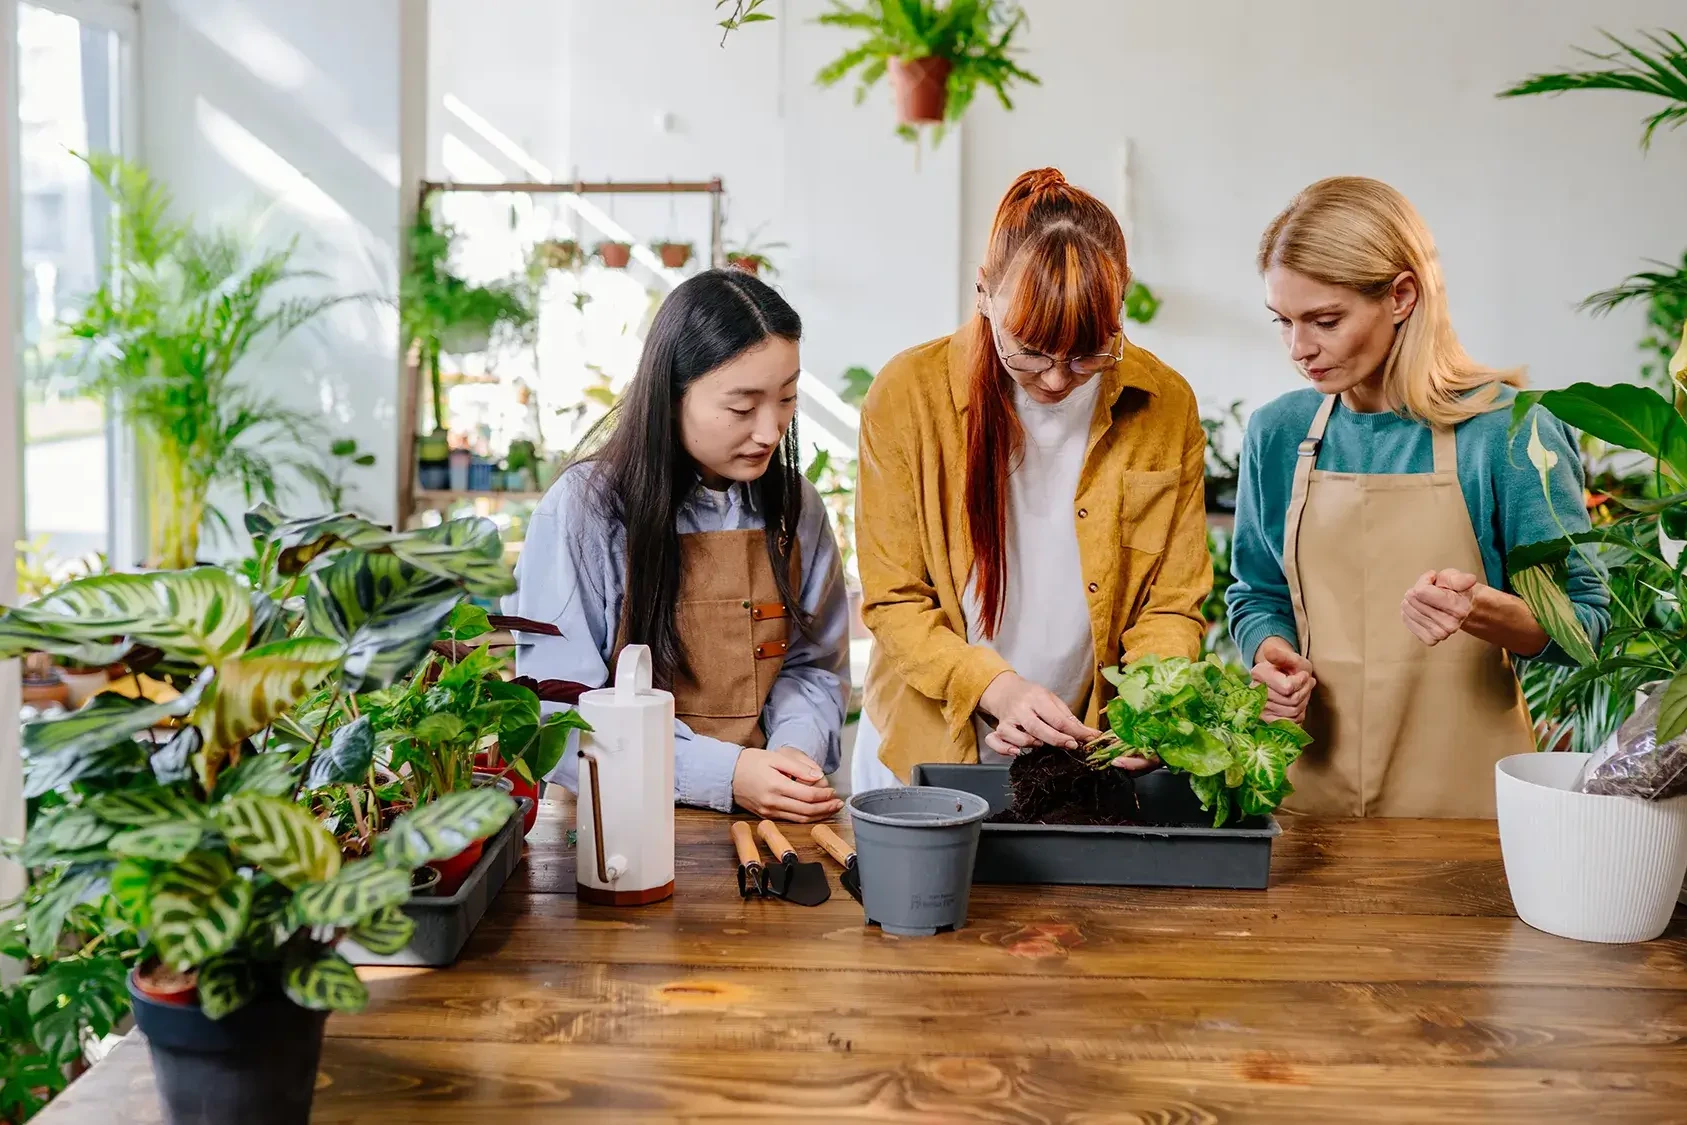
[851,168,1212,791]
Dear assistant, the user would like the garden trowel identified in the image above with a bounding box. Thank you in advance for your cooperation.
[810,824,862,904]
[755,821,831,906]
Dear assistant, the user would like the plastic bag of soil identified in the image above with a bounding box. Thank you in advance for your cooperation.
[1575,689,1687,801]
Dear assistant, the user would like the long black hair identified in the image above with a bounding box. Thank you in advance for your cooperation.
[574,268,809,688]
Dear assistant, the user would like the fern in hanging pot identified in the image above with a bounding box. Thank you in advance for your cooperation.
[815,0,1040,143]
[0,505,520,1125]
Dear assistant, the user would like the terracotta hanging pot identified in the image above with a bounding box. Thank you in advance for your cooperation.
[889,56,952,126]
[656,242,693,269]
[597,242,632,269]
[726,253,762,276]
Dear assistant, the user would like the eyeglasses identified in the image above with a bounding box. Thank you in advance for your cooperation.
[984,295,1124,378]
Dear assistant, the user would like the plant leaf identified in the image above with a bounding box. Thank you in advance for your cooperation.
[283,948,368,1012]
[108,822,204,862]
[305,715,375,790]
[212,750,302,801]
[108,858,161,928]
[1512,563,1599,667]
[377,788,515,869]
[304,551,462,692]
[197,954,259,1020]
[151,854,253,972]
[25,871,102,958]
[88,786,205,827]
[0,568,251,666]
[215,793,342,888]
[290,860,412,928]
[346,904,415,955]
[192,636,345,752]
[22,668,211,790]
[1655,668,1687,745]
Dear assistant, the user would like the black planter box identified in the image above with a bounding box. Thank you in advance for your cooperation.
[339,800,527,967]
[909,764,1280,890]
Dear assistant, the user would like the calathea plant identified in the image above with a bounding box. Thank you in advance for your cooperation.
[0,506,519,1019]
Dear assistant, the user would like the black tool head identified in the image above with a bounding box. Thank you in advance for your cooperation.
[762,856,831,906]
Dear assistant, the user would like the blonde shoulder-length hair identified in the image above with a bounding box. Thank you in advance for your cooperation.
[1258,176,1524,427]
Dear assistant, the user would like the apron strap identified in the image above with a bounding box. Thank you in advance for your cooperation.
[1430,423,1457,474]
[1281,394,1339,660]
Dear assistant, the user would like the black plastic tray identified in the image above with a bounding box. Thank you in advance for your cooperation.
[340,799,528,967]
[908,764,1280,889]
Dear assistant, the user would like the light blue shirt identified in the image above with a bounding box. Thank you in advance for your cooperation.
[504,463,851,812]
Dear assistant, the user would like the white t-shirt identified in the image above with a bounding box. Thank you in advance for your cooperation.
[853,376,1100,791]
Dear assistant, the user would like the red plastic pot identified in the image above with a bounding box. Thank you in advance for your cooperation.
[131,963,199,1007]
[431,838,485,896]
[477,756,541,835]
[889,56,952,125]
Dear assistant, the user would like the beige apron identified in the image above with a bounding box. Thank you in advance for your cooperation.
[1280,395,1534,818]
[616,528,796,748]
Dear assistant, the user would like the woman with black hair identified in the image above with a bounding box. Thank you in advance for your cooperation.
[507,269,850,823]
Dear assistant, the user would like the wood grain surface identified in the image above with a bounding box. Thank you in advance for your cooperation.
[36,798,1687,1124]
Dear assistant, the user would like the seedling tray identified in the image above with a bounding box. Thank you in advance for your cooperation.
[908,764,1280,889]
[340,800,528,967]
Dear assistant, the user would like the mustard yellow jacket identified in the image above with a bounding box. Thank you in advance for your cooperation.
[856,323,1212,780]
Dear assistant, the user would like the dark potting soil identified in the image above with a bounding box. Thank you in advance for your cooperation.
[988,745,1140,826]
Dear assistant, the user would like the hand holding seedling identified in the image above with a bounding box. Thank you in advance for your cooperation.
[980,672,1103,756]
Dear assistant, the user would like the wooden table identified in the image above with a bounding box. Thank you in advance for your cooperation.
[38,800,1687,1123]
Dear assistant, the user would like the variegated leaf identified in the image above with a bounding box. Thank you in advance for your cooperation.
[108,822,203,862]
[304,552,461,693]
[152,859,252,972]
[377,788,515,870]
[346,905,414,956]
[197,954,259,1020]
[88,787,206,827]
[1,568,251,666]
[304,716,374,790]
[283,948,368,1013]
[210,751,302,802]
[290,860,411,928]
[215,794,341,888]
[108,858,160,929]
[192,636,345,752]
[1512,563,1598,667]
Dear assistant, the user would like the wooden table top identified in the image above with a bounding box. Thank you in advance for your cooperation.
[38,798,1687,1124]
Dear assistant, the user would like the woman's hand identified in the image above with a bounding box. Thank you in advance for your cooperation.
[732,747,842,823]
[979,672,1104,756]
[1252,636,1316,724]
[1402,569,1478,647]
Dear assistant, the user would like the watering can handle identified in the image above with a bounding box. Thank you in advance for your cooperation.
[614,645,653,702]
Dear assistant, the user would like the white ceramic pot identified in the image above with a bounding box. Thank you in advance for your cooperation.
[1496,752,1687,943]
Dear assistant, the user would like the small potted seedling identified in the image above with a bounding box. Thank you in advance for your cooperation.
[595,241,633,269]
[724,227,786,277]
[652,239,694,270]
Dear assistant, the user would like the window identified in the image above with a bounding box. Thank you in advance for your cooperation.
[17,1,131,567]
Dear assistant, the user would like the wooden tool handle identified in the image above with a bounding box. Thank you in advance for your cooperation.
[757,820,796,859]
[731,821,760,867]
[811,824,854,866]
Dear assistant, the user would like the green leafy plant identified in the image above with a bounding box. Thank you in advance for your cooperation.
[816,0,1040,144]
[1087,655,1311,827]
[717,0,773,44]
[297,437,377,516]
[839,365,876,407]
[56,154,356,568]
[1124,280,1162,326]
[1508,379,1687,751]
[1500,30,1687,150]
[401,203,535,435]
[0,506,520,1020]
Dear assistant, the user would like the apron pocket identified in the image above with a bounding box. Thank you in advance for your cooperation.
[674,598,760,718]
[1118,469,1182,554]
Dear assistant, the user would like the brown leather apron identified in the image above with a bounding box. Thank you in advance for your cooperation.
[616,528,797,747]
[1280,395,1534,818]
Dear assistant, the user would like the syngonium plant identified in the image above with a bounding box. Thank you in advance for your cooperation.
[0,507,525,1018]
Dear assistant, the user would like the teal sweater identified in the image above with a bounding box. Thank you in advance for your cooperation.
[1225,387,1610,668]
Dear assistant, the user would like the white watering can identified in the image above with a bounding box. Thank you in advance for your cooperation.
[573,644,676,905]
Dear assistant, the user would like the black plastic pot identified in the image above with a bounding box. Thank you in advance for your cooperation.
[127,974,328,1125]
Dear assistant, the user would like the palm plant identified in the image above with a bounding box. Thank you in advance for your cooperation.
[1501,31,1687,390]
[58,154,353,568]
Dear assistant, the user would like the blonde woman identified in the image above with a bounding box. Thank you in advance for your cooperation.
[1227,176,1609,818]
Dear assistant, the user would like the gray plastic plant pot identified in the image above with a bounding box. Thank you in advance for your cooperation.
[847,786,990,937]
[910,764,1280,889]
[340,797,529,967]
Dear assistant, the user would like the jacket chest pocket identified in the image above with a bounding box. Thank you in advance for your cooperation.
[1115,469,1182,555]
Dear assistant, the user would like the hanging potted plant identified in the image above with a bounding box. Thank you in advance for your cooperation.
[724,226,787,277]
[652,239,695,270]
[0,506,524,1123]
[815,0,1040,144]
[595,240,633,269]
[532,237,584,272]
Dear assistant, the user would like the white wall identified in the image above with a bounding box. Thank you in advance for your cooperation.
[2,0,26,927]
[428,0,963,394]
[431,0,1687,416]
[966,0,1687,408]
[138,0,403,537]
